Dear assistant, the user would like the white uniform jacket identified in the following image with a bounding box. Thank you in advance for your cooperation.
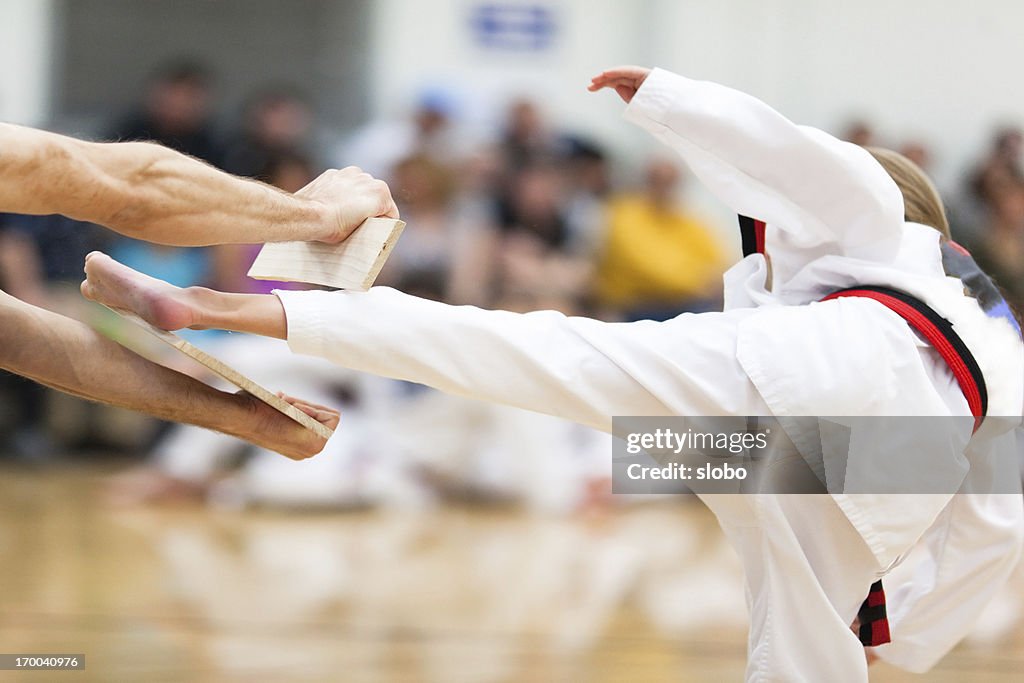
[275,69,1024,681]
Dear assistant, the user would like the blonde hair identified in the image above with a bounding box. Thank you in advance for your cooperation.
[866,147,950,239]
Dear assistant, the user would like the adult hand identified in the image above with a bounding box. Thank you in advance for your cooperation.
[298,166,400,243]
[278,392,342,432]
[587,66,652,104]
[239,391,342,461]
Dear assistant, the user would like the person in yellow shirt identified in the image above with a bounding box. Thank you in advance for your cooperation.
[595,158,726,320]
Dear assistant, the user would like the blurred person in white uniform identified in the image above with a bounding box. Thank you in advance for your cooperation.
[82,67,1024,681]
[107,336,403,509]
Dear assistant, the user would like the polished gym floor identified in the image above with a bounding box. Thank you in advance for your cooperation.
[1,465,1022,682]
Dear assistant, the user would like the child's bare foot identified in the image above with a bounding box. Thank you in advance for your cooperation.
[81,252,200,331]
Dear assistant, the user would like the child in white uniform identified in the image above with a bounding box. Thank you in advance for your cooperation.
[81,66,1024,682]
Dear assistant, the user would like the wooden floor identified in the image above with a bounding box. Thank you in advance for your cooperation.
[1,465,1023,682]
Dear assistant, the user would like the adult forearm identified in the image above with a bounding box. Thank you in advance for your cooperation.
[80,141,329,246]
[0,293,253,434]
[0,292,333,459]
[0,123,327,245]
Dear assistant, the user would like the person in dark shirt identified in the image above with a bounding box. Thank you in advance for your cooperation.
[222,87,314,179]
[109,60,223,165]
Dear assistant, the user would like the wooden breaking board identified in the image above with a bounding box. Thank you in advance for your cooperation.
[247,217,406,290]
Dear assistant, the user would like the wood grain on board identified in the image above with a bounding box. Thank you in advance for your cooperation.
[247,217,406,290]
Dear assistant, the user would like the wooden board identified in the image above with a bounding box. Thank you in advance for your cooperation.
[247,217,406,290]
[107,306,334,440]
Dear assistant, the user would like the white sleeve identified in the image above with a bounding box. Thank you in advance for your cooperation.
[275,287,766,433]
[875,492,1024,672]
[624,68,905,259]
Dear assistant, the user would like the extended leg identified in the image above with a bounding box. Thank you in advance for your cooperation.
[0,288,331,459]
[82,252,287,338]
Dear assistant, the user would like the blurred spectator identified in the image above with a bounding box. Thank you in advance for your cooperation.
[490,101,565,235]
[594,159,726,321]
[562,137,612,257]
[498,161,570,249]
[498,98,562,173]
[377,154,462,289]
[108,60,222,165]
[952,127,1024,249]
[899,140,932,172]
[222,86,314,178]
[490,162,592,305]
[971,177,1024,311]
[841,119,876,147]
[968,127,1024,209]
[337,88,468,179]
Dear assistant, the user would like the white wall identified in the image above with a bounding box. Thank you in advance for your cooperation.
[368,0,1024,191]
[652,0,1024,190]
[0,0,54,125]
[368,0,654,148]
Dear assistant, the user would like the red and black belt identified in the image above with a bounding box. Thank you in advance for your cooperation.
[738,215,989,646]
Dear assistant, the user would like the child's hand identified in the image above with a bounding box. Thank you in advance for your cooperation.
[587,66,652,104]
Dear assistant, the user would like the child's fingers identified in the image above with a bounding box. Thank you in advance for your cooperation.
[590,66,647,84]
[589,75,630,89]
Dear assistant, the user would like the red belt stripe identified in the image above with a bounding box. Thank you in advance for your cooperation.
[821,286,987,432]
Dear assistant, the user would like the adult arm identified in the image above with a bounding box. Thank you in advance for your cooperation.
[591,67,905,259]
[0,122,397,246]
[0,289,336,460]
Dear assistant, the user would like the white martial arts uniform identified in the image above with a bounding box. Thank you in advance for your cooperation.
[274,69,1024,681]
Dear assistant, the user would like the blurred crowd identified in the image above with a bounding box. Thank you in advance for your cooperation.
[1,61,1021,513]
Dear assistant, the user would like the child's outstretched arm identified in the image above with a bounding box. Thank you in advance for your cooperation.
[590,66,905,260]
[273,287,767,431]
[81,253,766,433]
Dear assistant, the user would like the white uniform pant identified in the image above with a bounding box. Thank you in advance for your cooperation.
[703,494,878,682]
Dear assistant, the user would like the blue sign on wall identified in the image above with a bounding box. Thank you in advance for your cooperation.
[469,3,558,52]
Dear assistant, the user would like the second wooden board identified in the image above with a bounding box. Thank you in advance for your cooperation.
[107,306,335,440]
